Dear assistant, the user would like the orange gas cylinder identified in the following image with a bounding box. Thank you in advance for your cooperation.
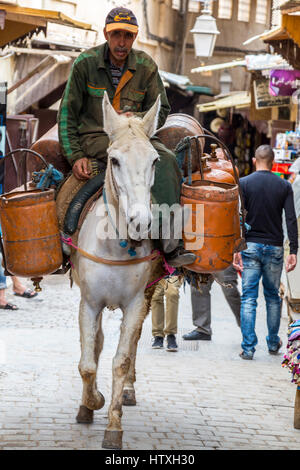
[191,155,235,185]
[181,180,240,273]
[207,144,239,179]
[0,188,63,277]
[191,166,235,184]
[197,162,242,245]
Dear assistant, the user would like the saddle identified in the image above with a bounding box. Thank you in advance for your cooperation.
[56,170,105,248]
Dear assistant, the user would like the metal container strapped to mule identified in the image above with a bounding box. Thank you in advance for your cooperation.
[178,133,245,274]
[0,149,63,278]
[155,113,205,176]
[207,143,239,179]
[181,180,240,273]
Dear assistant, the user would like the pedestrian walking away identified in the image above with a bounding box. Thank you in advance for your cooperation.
[233,145,298,360]
[183,265,241,341]
[151,276,183,351]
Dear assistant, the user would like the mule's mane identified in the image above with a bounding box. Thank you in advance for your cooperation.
[111,114,150,143]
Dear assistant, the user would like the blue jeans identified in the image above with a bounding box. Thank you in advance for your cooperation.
[0,252,6,289]
[241,242,283,355]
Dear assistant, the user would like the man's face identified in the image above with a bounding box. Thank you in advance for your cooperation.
[104,29,137,66]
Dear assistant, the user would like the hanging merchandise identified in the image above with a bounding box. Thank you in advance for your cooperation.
[282,320,300,384]
[210,118,225,134]
[272,131,300,179]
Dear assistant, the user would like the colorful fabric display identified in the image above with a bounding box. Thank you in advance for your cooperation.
[282,320,300,384]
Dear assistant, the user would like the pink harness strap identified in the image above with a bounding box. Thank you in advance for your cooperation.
[145,256,176,289]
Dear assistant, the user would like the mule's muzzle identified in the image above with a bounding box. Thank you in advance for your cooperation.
[127,204,152,241]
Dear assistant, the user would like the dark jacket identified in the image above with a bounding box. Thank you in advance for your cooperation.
[240,170,298,255]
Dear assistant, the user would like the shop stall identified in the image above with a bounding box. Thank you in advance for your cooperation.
[272,131,300,180]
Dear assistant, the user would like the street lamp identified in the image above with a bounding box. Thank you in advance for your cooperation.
[219,70,232,95]
[190,0,220,58]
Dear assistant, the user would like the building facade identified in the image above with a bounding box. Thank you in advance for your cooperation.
[0,1,274,123]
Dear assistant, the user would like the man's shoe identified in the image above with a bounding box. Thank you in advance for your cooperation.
[182,330,211,341]
[166,247,196,268]
[166,334,178,352]
[152,336,164,349]
[239,350,254,360]
[268,339,283,355]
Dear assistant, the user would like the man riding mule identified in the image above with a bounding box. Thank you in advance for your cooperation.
[57,6,195,267]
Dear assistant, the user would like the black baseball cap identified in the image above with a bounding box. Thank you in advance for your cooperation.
[105,7,138,34]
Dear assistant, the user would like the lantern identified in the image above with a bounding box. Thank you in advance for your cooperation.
[190,0,220,58]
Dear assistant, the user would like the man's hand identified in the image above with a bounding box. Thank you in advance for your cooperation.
[72,158,91,180]
[286,254,297,273]
[233,252,243,272]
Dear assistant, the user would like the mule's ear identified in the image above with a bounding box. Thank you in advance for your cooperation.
[142,94,161,138]
[102,91,121,138]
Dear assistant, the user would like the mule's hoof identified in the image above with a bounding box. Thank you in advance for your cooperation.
[122,389,136,406]
[83,391,105,411]
[102,430,123,450]
[76,405,94,424]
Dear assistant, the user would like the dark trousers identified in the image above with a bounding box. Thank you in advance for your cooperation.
[190,265,241,336]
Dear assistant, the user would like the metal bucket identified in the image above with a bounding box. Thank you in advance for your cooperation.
[0,188,63,277]
[181,180,240,273]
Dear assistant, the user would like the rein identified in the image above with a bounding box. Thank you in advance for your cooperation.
[61,236,160,266]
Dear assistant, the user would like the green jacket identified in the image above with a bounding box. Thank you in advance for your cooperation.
[58,42,170,166]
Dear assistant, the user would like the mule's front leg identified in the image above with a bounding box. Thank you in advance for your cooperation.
[123,302,148,406]
[102,298,145,449]
[76,300,105,424]
[122,326,141,407]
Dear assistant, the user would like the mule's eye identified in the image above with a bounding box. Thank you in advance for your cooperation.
[111,158,120,167]
[152,158,159,167]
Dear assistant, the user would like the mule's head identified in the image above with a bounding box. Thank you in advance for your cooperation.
[102,91,160,241]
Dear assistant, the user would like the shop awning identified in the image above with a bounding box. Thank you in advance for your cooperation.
[159,70,191,89]
[197,91,251,113]
[259,14,300,47]
[159,70,213,95]
[185,85,213,95]
[280,1,300,14]
[0,2,94,48]
[191,60,246,74]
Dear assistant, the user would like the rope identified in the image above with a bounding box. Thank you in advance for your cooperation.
[61,236,161,266]
[33,164,64,190]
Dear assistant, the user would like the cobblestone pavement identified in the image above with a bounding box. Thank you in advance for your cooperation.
[0,272,299,450]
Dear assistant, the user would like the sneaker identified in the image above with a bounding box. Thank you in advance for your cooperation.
[239,350,254,360]
[152,336,164,349]
[268,339,282,355]
[182,330,211,341]
[166,334,178,352]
